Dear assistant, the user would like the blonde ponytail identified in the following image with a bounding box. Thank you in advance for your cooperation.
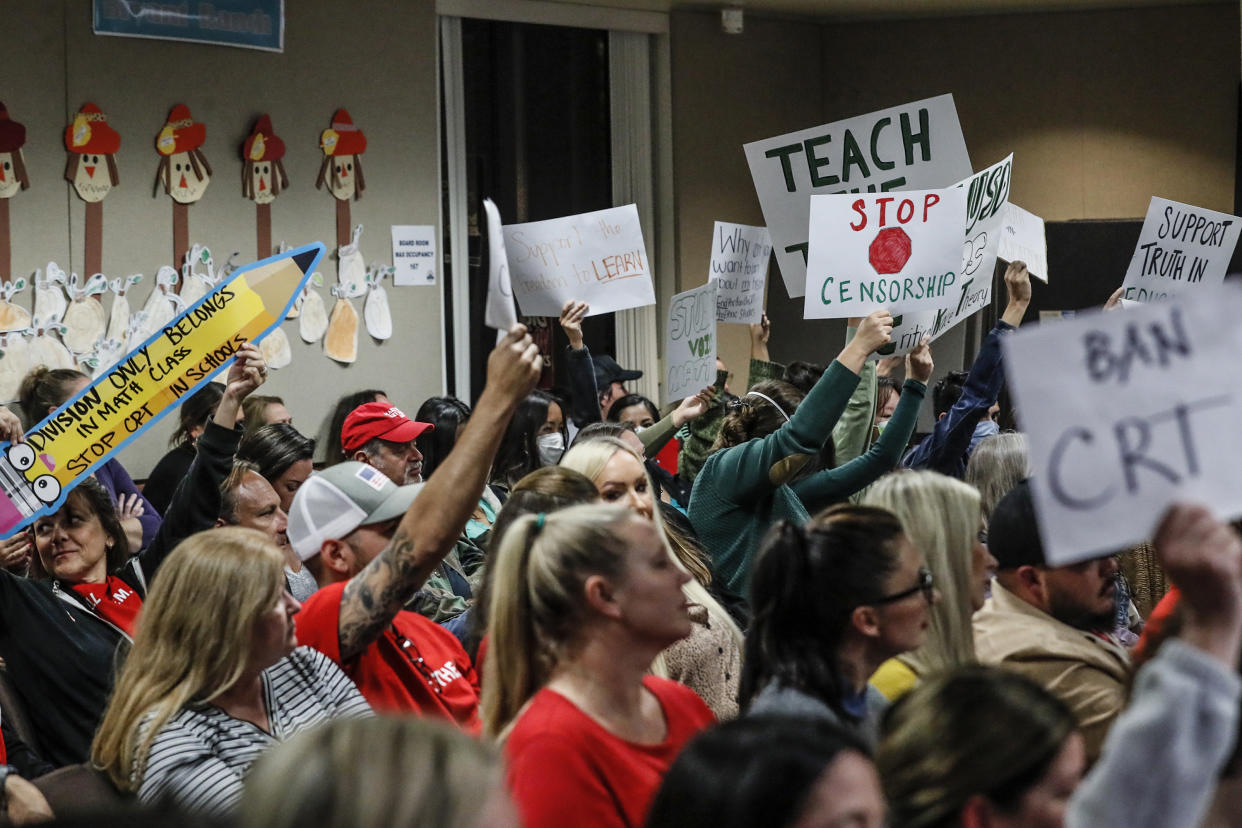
[481,505,634,739]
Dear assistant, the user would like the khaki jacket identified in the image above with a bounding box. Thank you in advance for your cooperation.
[974,581,1132,762]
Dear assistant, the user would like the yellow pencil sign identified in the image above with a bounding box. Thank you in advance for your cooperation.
[0,243,325,534]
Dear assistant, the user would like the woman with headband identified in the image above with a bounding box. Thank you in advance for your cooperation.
[688,309,932,594]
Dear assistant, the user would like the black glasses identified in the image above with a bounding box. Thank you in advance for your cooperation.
[871,567,935,605]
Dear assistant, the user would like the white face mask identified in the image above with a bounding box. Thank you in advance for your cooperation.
[537,432,565,467]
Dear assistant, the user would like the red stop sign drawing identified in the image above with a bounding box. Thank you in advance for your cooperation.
[869,227,912,274]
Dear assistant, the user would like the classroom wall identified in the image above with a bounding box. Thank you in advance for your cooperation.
[670,11,826,391]
[671,4,1238,412]
[2,2,1236,475]
[1,0,441,476]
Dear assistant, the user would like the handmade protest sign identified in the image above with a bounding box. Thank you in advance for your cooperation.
[803,187,967,320]
[483,198,518,337]
[1003,288,1242,565]
[709,222,771,325]
[0,243,324,535]
[745,94,972,299]
[999,202,1048,283]
[1119,197,1241,303]
[665,281,717,402]
[879,155,1013,356]
[504,204,655,317]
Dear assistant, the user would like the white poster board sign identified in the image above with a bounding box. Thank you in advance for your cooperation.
[999,202,1048,282]
[1119,197,1241,303]
[1004,289,1242,565]
[744,94,972,299]
[482,199,519,336]
[803,187,967,319]
[709,222,771,325]
[503,204,656,317]
[391,225,437,286]
[879,155,1013,357]
[664,280,717,402]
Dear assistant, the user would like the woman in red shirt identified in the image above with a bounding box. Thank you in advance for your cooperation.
[482,503,715,828]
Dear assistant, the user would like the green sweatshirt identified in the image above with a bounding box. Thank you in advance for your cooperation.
[688,360,925,595]
[831,326,877,466]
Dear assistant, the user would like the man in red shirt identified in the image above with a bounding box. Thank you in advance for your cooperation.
[288,327,541,732]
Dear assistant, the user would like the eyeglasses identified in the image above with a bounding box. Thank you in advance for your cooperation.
[390,625,443,695]
[871,567,935,605]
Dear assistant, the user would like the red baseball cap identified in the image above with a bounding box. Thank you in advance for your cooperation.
[341,402,433,453]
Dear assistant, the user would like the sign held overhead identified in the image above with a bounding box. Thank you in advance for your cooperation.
[504,204,656,317]
[1003,287,1242,565]
[1120,197,1241,304]
[744,94,972,299]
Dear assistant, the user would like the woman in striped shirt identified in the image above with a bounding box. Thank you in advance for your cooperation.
[91,526,372,815]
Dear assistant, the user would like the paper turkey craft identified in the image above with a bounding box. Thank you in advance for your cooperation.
[243,115,289,261]
[106,273,142,343]
[64,103,121,280]
[324,225,368,364]
[0,278,30,333]
[364,264,392,341]
[34,263,67,325]
[297,271,328,343]
[154,104,211,270]
[0,330,29,403]
[133,266,185,342]
[61,272,108,356]
[179,243,221,308]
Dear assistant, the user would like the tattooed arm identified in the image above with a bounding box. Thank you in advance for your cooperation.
[337,326,541,661]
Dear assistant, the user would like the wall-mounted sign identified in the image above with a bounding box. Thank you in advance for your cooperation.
[93,0,285,53]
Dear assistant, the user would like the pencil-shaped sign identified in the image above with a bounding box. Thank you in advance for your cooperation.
[0,242,325,535]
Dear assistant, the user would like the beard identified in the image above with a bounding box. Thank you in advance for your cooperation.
[1047,580,1118,632]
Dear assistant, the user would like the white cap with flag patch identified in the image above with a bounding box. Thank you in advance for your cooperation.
[287,461,421,561]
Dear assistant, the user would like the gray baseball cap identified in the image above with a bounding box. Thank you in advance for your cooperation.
[287,461,421,562]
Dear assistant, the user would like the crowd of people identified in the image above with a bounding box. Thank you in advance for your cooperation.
[0,259,1237,827]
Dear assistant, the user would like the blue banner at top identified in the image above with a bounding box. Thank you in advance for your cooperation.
[93,0,284,53]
